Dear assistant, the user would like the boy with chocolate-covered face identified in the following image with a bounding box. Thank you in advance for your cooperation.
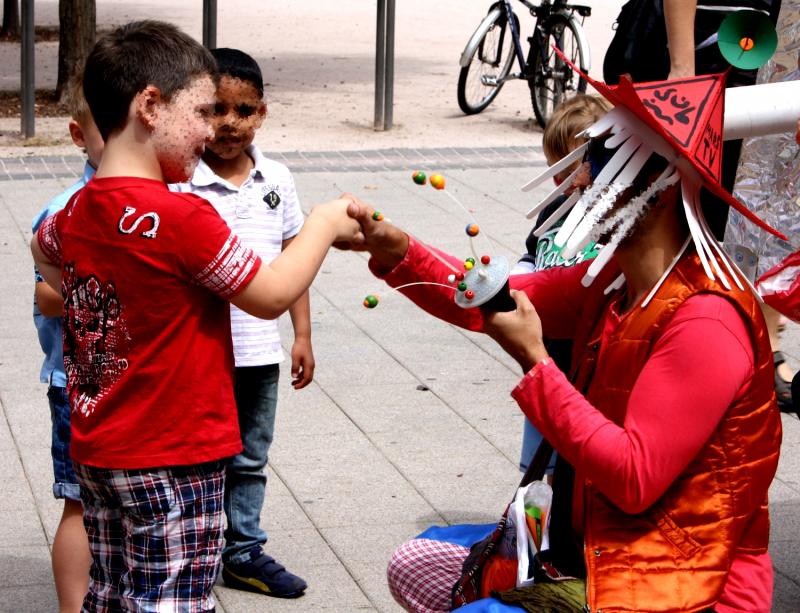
[31,21,360,611]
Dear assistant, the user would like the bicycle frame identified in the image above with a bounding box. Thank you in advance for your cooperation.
[504,0,527,70]
[458,0,591,79]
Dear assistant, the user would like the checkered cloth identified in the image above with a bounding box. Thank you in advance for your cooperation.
[75,460,226,612]
[387,537,470,612]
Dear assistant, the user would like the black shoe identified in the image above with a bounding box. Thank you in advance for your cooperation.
[222,549,307,598]
[791,370,800,419]
[774,351,794,413]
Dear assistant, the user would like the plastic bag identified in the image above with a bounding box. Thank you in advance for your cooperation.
[757,249,800,322]
[511,480,553,587]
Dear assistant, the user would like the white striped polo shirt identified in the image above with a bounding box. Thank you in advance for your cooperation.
[174,145,304,367]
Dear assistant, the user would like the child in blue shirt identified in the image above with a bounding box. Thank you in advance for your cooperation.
[32,75,104,612]
[511,94,609,473]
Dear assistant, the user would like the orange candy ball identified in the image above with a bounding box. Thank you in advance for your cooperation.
[430,174,446,190]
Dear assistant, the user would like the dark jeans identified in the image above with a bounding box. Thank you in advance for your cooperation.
[222,364,280,564]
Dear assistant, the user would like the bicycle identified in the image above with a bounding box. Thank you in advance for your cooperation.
[457,0,591,128]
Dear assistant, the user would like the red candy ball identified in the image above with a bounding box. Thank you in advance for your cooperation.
[480,255,491,265]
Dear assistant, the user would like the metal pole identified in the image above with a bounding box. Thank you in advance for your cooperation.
[374,0,386,131]
[384,0,395,130]
[21,0,35,138]
[202,0,218,49]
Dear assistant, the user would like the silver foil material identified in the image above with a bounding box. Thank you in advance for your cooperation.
[724,0,800,280]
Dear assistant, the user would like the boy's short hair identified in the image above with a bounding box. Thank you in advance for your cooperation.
[62,71,91,125]
[543,95,612,163]
[211,48,264,98]
[83,20,218,140]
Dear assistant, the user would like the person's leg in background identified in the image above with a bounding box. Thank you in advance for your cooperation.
[763,303,796,412]
[48,385,90,612]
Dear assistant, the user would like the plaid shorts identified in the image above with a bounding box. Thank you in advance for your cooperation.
[387,538,470,613]
[74,460,226,612]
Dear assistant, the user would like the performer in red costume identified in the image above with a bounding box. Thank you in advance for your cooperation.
[343,70,784,613]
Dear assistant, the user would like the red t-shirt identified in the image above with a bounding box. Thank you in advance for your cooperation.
[37,176,261,469]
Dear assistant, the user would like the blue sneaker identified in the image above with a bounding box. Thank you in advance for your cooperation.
[222,549,307,598]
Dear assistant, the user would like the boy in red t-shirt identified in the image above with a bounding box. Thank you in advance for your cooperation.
[31,20,360,612]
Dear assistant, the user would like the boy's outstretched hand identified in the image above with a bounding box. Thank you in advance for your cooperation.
[333,194,410,274]
[483,290,549,373]
[309,197,365,245]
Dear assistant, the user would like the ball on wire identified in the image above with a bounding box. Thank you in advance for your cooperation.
[430,174,446,190]
[412,171,427,185]
[465,223,480,237]
[372,211,384,221]
[363,294,379,309]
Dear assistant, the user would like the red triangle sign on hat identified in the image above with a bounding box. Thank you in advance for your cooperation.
[636,76,723,180]
[553,47,786,240]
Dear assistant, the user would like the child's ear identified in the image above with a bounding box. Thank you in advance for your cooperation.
[68,119,86,149]
[134,85,162,131]
[254,102,267,128]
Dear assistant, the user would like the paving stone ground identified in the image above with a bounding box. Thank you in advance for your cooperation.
[1,164,799,612]
[1,1,799,610]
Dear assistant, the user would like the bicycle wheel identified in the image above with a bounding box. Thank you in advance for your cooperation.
[457,11,518,115]
[529,14,587,128]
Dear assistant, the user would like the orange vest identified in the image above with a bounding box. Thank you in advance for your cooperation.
[568,254,781,613]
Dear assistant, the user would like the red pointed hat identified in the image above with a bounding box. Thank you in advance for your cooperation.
[557,50,786,240]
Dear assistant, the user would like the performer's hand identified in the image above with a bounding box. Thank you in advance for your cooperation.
[484,290,549,373]
[334,193,410,274]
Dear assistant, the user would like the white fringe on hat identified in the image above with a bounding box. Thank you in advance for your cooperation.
[521,106,754,302]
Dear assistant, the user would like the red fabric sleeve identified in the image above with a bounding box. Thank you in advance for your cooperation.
[510,293,754,514]
[177,198,261,299]
[373,236,590,337]
[716,552,773,613]
[36,212,63,267]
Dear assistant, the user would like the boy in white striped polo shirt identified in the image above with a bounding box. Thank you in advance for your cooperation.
[174,48,309,598]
